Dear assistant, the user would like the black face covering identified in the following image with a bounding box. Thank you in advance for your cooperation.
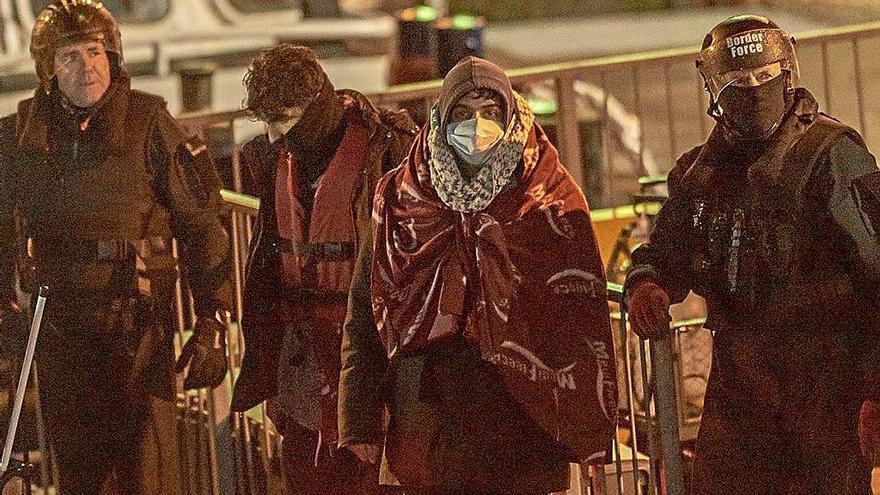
[718,75,788,142]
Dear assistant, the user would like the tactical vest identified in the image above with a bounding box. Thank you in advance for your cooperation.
[679,115,861,319]
[7,89,177,296]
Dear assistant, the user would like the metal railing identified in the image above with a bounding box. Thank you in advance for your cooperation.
[175,21,880,208]
[365,20,880,207]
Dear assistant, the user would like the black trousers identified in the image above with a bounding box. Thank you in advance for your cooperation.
[690,329,871,495]
[37,297,180,495]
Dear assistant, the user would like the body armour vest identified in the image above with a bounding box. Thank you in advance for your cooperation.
[6,88,174,294]
[678,113,861,322]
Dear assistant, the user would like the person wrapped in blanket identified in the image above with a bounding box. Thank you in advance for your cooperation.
[338,56,619,495]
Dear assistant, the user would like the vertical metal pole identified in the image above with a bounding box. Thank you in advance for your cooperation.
[228,119,254,247]
[613,311,626,494]
[1,287,47,473]
[228,122,248,382]
[196,400,206,495]
[229,119,243,196]
[672,328,686,431]
[228,210,246,355]
[226,119,258,493]
[650,337,685,495]
[221,317,246,495]
[260,407,273,474]
[228,116,263,493]
[229,120,248,288]
[850,38,868,141]
[175,400,190,495]
[632,65,646,178]
[599,69,614,207]
[241,414,258,495]
[171,241,188,348]
[187,296,213,495]
[637,341,656,495]
[821,40,833,115]
[555,74,585,188]
[277,430,288,494]
[171,240,197,495]
[228,236,256,489]
[619,307,643,495]
[663,61,678,165]
[206,389,222,495]
[231,412,247,495]
[612,440,624,495]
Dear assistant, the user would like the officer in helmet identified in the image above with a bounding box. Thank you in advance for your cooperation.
[625,15,880,493]
[0,1,231,493]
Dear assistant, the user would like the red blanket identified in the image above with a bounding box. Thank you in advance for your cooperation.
[372,121,618,460]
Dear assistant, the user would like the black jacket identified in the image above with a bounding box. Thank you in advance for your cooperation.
[629,88,880,399]
[626,89,880,493]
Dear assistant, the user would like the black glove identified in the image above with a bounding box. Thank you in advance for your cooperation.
[175,312,228,390]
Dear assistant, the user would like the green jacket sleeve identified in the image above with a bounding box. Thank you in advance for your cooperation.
[338,115,415,447]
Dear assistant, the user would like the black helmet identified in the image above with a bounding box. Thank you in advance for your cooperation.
[31,0,123,93]
[696,15,798,117]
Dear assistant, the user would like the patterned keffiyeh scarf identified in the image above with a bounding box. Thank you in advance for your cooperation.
[427,92,535,212]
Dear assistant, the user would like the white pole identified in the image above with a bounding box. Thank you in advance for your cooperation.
[1,286,48,474]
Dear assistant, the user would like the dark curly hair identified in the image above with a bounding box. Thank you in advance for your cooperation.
[243,43,325,123]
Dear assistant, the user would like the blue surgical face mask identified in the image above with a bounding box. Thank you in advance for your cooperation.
[445,115,505,166]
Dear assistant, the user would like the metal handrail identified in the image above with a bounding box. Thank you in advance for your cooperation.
[608,281,685,495]
[179,19,880,210]
[219,189,260,216]
[365,19,880,104]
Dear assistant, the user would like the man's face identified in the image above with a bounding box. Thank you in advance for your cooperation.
[54,40,111,107]
[266,106,307,143]
[449,90,505,126]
